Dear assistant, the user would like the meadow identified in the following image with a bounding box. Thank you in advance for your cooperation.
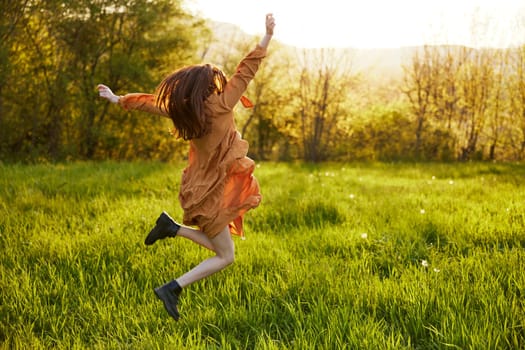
[0,161,524,349]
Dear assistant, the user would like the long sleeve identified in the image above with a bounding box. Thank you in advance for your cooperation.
[218,45,267,111]
[118,93,168,117]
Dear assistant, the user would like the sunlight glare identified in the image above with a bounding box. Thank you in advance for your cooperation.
[186,0,525,48]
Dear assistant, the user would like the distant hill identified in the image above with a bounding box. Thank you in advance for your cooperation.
[350,47,416,78]
[207,21,417,80]
[206,21,514,83]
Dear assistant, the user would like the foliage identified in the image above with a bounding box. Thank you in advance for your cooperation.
[1,2,524,162]
[1,161,524,348]
[290,49,358,162]
[0,0,207,162]
[340,103,411,161]
[402,45,525,161]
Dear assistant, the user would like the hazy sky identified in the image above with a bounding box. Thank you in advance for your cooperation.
[185,0,525,49]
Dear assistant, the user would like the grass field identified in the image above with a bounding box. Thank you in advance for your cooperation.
[1,161,524,349]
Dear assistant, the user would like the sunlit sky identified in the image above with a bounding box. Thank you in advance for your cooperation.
[185,0,525,49]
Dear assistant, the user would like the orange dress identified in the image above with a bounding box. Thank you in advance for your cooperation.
[118,45,266,238]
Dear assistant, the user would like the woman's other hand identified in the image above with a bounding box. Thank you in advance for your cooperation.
[97,84,120,104]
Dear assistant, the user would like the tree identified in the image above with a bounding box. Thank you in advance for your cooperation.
[402,45,507,161]
[0,0,31,158]
[241,42,295,160]
[293,48,356,162]
[0,0,207,161]
[455,48,495,160]
[485,50,509,160]
[402,46,435,159]
[509,45,525,159]
[52,0,203,159]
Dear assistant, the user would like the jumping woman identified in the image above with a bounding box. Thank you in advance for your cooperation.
[97,14,275,321]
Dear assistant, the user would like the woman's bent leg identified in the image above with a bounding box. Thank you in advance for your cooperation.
[175,226,234,288]
[177,226,216,251]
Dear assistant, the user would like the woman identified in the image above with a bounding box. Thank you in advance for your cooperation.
[97,13,275,321]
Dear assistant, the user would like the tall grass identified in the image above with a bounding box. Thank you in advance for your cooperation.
[1,161,524,349]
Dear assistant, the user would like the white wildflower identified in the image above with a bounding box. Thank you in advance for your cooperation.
[349,194,355,199]
[449,180,454,185]
[420,209,426,214]
[361,233,368,239]
[433,268,440,273]
[421,260,429,267]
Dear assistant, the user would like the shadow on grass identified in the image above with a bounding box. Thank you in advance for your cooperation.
[250,201,345,233]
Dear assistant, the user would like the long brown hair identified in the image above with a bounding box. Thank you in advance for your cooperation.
[155,64,227,140]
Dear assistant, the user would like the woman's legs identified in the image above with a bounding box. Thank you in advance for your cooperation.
[175,226,235,288]
[177,226,216,251]
[154,225,235,320]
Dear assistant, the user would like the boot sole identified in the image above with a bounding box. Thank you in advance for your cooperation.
[154,287,180,321]
[144,212,179,245]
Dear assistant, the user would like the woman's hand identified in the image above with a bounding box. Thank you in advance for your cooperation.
[266,13,275,36]
[259,14,275,49]
[97,84,120,104]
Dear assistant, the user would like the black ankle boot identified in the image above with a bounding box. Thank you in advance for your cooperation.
[154,280,182,321]
[145,212,180,245]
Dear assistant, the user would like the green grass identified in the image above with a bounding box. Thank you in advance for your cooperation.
[1,161,524,349]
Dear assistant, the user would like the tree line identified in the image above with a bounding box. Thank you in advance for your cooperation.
[1,0,524,162]
[402,45,525,161]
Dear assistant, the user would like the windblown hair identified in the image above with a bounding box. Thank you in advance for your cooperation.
[155,64,227,140]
